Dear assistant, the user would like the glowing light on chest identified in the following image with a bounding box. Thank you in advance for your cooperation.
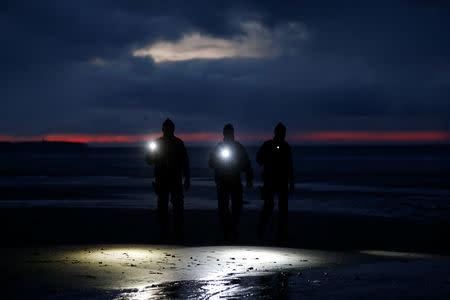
[148,141,157,152]
[221,148,231,159]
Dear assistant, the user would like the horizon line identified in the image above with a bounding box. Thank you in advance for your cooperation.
[1,131,450,144]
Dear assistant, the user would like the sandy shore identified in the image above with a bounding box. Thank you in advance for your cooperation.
[2,208,450,298]
[2,245,450,299]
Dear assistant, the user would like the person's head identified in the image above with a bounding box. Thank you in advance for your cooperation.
[274,122,286,141]
[223,123,235,141]
[162,118,175,137]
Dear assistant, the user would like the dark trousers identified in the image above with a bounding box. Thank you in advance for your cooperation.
[156,183,184,239]
[217,183,243,239]
[258,183,289,237]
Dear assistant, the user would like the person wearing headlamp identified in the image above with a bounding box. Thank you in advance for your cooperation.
[209,123,253,241]
[145,118,190,240]
[257,122,294,241]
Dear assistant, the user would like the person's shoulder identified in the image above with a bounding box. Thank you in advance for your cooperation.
[263,140,273,147]
[173,136,185,145]
[234,141,251,155]
[258,140,272,150]
[234,141,246,149]
[211,142,222,151]
[282,140,292,150]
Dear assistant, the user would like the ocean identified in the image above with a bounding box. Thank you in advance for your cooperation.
[1,144,449,220]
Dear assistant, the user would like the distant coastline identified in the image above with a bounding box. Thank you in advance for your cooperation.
[0,141,88,152]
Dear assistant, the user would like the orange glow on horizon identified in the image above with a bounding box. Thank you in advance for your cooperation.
[1,131,449,144]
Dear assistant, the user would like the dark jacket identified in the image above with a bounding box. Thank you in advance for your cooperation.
[209,141,253,186]
[146,135,190,186]
[256,139,293,185]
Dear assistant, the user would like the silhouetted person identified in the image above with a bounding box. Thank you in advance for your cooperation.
[145,118,190,240]
[209,124,253,241]
[257,122,294,240]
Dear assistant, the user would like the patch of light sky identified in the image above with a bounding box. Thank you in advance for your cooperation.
[132,21,308,63]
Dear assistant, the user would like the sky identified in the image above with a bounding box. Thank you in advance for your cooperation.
[2,0,450,144]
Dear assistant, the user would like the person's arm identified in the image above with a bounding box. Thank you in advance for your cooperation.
[287,144,294,193]
[208,145,218,169]
[145,152,155,165]
[256,143,265,166]
[182,142,190,190]
[242,146,253,187]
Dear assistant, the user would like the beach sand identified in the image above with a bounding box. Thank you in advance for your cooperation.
[2,208,450,299]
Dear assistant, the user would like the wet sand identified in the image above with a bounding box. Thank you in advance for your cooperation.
[2,245,450,299]
[2,208,450,298]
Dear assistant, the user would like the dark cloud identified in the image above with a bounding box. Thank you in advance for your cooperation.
[1,0,450,137]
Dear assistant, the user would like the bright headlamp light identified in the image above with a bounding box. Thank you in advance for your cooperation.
[220,147,231,160]
[148,141,157,152]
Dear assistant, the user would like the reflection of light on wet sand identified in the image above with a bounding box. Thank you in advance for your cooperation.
[6,246,450,299]
[5,245,362,299]
[86,248,153,260]
[67,246,329,280]
[358,250,438,259]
